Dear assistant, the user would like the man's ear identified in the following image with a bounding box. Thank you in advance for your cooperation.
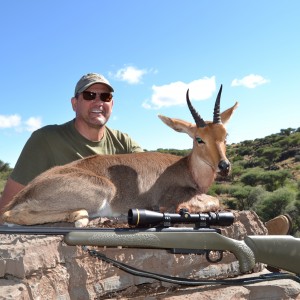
[111,99,114,111]
[71,97,77,112]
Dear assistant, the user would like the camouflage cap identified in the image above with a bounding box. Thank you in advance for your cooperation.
[74,73,114,96]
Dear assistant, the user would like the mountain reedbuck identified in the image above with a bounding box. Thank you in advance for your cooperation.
[2,85,238,227]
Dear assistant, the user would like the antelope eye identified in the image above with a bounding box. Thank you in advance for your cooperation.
[196,137,205,144]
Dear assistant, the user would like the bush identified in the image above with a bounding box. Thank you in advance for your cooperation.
[261,147,282,164]
[240,168,263,186]
[259,170,291,191]
[244,158,269,168]
[256,188,295,221]
[208,183,232,196]
[240,169,292,191]
[0,162,12,194]
[230,164,245,181]
[230,185,252,210]
[223,198,237,210]
[247,186,267,210]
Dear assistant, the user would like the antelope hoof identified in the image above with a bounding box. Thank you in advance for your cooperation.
[69,209,89,227]
[75,218,89,228]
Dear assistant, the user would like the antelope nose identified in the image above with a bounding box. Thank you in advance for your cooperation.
[218,160,231,175]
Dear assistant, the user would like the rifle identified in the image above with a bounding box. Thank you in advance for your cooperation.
[1,209,300,285]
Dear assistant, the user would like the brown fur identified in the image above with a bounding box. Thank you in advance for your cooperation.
[2,102,238,227]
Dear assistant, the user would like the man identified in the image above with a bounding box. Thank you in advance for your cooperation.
[0,73,143,212]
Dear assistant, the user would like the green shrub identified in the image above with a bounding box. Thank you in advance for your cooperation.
[229,185,252,210]
[259,170,291,191]
[247,186,267,210]
[240,168,263,186]
[261,147,281,164]
[223,198,237,210]
[256,188,295,221]
[209,183,232,196]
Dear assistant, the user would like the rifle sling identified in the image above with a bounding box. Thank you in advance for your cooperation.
[82,246,300,286]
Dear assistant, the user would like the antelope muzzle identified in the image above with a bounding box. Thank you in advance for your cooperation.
[218,160,231,177]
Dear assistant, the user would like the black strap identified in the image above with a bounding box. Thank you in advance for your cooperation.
[82,246,300,286]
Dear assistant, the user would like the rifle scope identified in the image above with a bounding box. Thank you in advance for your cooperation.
[128,209,234,227]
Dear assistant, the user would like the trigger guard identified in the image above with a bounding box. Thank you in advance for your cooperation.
[206,250,223,263]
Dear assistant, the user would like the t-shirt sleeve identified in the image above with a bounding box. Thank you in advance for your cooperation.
[10,130,55,185]
[109,129,144,153]
[125,134,144,153]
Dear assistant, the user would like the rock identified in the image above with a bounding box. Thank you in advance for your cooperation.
[141,271,300,300]
[0,210,299,299]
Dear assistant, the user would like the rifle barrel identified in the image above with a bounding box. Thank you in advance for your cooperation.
[0,226,214,235]
[0,226,105,235]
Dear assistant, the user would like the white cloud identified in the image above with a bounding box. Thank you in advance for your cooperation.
[0,114,42,132]
[231,74,270,88]
[113,66,147,84]
[142,76,216,109]
[25,117,42,132]
[0,114,21,128]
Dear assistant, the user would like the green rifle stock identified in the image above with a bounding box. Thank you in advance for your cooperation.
[65,228,255,273]
[64,228,300,274]
[1,226,299,274]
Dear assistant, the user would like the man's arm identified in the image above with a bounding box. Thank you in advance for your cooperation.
[0,178,25,214]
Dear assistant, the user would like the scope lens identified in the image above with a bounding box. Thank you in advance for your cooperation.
[128,209,164,226]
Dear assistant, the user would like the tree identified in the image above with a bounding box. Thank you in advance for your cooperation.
[0,160,10,172]
[231,185,252,210]
[259,170,291,192]
[280,128,295,136]
[257,188,295,221]
[240,168,262,186]
[261,147,281,164]
[247,186,267,209]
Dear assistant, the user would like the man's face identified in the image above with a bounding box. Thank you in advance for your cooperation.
[71,83,114,128]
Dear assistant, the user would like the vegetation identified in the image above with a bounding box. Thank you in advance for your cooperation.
[1,127,299,235]
[0,160,12,193]
[209,127,300,237]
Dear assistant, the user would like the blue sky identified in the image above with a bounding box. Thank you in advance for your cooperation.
[0,1,299,167]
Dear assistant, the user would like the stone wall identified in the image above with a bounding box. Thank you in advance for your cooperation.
[0,211,299,299]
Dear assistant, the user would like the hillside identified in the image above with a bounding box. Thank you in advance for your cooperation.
[211,128,300,236]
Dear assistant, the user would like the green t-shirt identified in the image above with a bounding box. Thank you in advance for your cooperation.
[11,119,143,185]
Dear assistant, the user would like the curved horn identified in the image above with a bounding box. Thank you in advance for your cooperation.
[186,89,206,128]
[213,84,222,124]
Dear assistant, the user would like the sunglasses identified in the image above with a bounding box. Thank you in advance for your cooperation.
[81,91,113,102]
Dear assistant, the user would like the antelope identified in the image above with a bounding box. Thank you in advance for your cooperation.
[2,85,238,227]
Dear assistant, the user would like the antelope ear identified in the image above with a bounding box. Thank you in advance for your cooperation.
[158,115,196,138]
[221,102,239,125]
